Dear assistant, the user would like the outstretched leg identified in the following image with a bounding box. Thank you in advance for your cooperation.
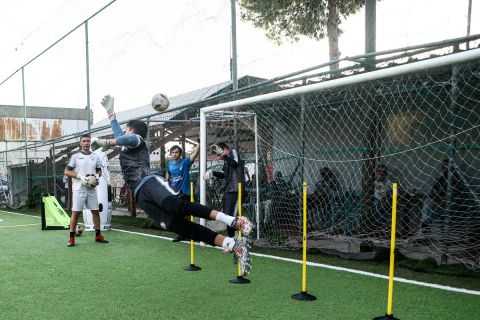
[176,200,253,236]
[170,218,252,275]
[137,178,253,236]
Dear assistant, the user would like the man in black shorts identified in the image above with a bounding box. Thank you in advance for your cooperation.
[96,95,252,274]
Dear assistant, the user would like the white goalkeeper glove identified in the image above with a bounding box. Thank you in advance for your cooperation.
[209,144,224,156]
[76,175,89,187]
[204,170,214,181]
[101,95,116,120]
[91,136,114,147]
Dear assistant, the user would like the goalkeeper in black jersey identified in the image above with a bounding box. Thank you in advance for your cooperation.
[95,95,252,274]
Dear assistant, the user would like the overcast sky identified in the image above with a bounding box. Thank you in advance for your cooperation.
[0,0,478,122]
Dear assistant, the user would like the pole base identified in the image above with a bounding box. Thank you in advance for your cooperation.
[229,276,250,284]
[184,264,202,271]
[291,291,317,301]
[373,314,399,320]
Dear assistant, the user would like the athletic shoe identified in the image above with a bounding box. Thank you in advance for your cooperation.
[67,238,75,247]
[232,236,252,275]
[231,216,253,236]
[95,235,109,244]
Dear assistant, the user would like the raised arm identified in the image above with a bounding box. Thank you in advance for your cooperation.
[189,144,200,162]
[95,95,143,148]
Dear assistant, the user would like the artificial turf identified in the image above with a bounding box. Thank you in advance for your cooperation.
[0,210,478,320]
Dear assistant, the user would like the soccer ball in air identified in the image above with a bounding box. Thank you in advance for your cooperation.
[151,93,170,112]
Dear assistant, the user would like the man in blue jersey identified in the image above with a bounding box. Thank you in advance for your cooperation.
[167,144,199,242]
[95,95,252,275]
[167,144,199,196]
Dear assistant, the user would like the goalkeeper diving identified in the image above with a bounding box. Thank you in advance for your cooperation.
[95,95,253,275]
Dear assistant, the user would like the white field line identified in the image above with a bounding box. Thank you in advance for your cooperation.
[0,211,41,229]
[1,211,478,296]
[0,223,38,229]
[112,228,480,296]
[0,210,41,218]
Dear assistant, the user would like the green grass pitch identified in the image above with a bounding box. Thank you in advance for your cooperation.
[0,210,478,320]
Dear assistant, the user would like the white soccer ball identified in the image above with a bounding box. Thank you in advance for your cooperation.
[151,93,170,112]
[76,224,85,236]
[86,175,98,188]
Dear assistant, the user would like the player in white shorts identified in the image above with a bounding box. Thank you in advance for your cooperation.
[64,133,109,247]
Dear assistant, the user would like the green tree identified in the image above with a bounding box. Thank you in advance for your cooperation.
[239,0,366,71]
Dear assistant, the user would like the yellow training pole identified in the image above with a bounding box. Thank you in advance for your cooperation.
[301,181,308,292]
[386,183,398,316]
[190,183,195,265]
[229,182,250,284]
[237,183,242,277]
[184,182,201,271]
[292,182,316,301]
[373,183,399,320]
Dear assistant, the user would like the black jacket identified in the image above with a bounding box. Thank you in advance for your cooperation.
[213,148,245,193]
[119,141,151,192]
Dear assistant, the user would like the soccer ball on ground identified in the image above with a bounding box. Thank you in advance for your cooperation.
[151,93,170,112]
[76,224,84,237]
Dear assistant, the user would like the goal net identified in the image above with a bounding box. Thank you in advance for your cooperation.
[200,49,480,270]
[197,111,258,232]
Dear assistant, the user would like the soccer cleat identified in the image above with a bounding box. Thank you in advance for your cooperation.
[67,238,75,247]
[231,216,253,236]
[95,234,109,244]
[232,236,252,275]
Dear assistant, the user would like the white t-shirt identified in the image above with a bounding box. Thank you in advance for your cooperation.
[67,151,102,191]
[93,149,110,185]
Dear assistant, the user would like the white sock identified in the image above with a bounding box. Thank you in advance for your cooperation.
[222,237,235,251]
[215,212,235,227]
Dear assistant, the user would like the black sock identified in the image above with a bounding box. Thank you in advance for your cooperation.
[69,231,75,238]
[95,229,101,236]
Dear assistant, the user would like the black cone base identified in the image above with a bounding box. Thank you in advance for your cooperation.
[373,314,399,320]
[184,264,202,271]
[229,276,250,284]
[291,291,317,301]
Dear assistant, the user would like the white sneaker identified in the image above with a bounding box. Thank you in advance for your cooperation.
[232,236,252,275]
[231,216,253,236]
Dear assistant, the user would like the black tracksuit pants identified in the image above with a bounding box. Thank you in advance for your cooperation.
[136,178,218,246]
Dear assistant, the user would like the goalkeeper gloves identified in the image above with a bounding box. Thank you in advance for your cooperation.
[209,144,224,156]
[91,136,114,147]
[76,175,98,188]
[204,170,214,181]
[101,95,116,120]
[76,175,89,187]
